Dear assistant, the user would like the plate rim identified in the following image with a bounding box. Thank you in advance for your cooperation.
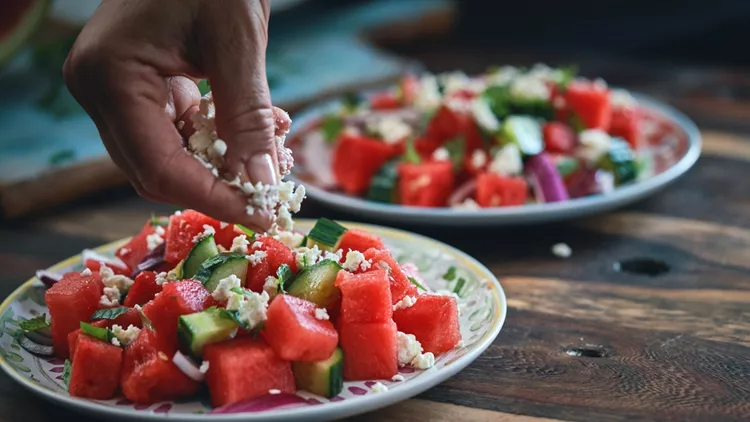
[0,219,507,421]
[287,91,702,225]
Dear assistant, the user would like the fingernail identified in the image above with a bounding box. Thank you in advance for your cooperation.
[248,153,279,185]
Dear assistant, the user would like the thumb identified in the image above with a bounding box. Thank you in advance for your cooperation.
[198,1,279,187]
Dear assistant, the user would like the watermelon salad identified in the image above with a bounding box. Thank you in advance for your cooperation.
[23,209,462,408]
[294,64,650,209]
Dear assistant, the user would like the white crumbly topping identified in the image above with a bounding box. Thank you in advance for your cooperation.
[211,139,227,157]
[99,265,134,307]
[226,289,270,330]
[212,274,242,302]
[295,245,323,268]
[370,382,389,393]
[342,250,372,272]
[413,75,442,111]
[146,225,166,251]
[314,308,330,321]
[411,351,435,369]
[192,224,216,244]
[393,295,417,311]
[578,129,612,165]
[111,324,141,347]
[80,268,92,276]
[268,389,281,395]
[155,272,169,286]
[230,235,250,254]
[452,198,480,210]
[166,266,181,282]
[251,241,263,250]
[397,332,435,370]
[489,143,523,176]
[111,337,121,347]
[611,88,636,109]
[199,361,210,374]
[552,242,572,258]
[486,65,519,86]
[277,205,293,231]
[322,249,344,262]
[527,63,565,83]
[470,97,500,132]
[431,147,450,162]
[263,276,280,297]
[593,77,608,90]
[368,116,413,144]
[391,374,405,382]
[274,231,304,249]
[470,149,488,169]
[510,73,551,101]
[246,250,267,267]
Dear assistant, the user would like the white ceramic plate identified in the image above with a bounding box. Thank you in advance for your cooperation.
[0,220,506,421]
[287,92,702,227]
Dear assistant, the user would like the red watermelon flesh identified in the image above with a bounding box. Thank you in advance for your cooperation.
[204,337,295,408]
[362,248,418,304]
[142,280,211,349]
[116,221,156,270]
[84,258,130,277]
[68,335,123,400]
[335,270,392,323]
[246,235,297,293]
[164,210,238,264]
[337,229,386,254]
[46,272,104,358]
[124,271,162,307]
[262,295,338,361]
[69,308,143,358]
[121,329,200,404]
[332,132,401,196]
[565,81,612,131]
[393,294,461,354]
[339,319,398,381]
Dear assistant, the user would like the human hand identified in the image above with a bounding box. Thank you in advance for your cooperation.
[63,0,290,231]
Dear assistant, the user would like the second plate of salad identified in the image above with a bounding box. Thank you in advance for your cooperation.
[287,64,701,226]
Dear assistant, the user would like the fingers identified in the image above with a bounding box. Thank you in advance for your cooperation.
[196,0,279,187]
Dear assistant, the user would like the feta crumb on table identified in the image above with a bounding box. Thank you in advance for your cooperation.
[370,382,389,393]
[552,243,572,258]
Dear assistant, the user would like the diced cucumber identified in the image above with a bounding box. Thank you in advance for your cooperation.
[500,115,543,156]
[306,218,347,251]
[195,252,249,292]
[183,234,220,279]
[366,159,400,203]
[172,259,185,280]
[292,347,344,398]
[598,138,638,185]
[555,156,580,178]
[286,259,342,309]
[177,308,238,357]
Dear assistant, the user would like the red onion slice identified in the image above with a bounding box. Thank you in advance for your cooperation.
[448,179,478,207]
[172,351,205,382]
[35,270,63,288]
[131,243,166,278]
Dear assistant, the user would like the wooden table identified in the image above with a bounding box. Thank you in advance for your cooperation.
[2,44,750,422]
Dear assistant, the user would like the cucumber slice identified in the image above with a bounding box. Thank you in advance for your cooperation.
[500,115,543,156]
[306,218,347,251]
[599,138,638,185]
[177,308,238,357]
[195,252,249,292]
[286,259,342,309]
[366,159,400,203]
[292,347,344,398]
[183,235,220,279]
[171,260,185,280]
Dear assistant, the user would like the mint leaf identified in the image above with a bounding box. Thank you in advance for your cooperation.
[19,315,50,333]
[80,322,115,343]
[149,213,170,227]
[321,114,344,144]
[236,224,255,238]
[276,264,294,293]
[403,137,422,165]
[61,359,72,389]
[453,277,467,296]
[408,276,427,292]
[91,307,131,321]
[442,266,457,281]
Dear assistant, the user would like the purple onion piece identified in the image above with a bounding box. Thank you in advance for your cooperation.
[525,153,569,203]
[211,394,310,414]
[448,179,478,207]
[36,270,63,288]
[132,243,166,278]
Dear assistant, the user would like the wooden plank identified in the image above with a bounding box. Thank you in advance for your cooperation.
[349,399,563,421]
[701,130,750,161]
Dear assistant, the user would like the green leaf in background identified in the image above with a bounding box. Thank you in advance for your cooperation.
[342,92,364,112]
[320,114,344,144]
[443,137,465,171]
[403,137,422,165]
[19,314,49,332]
[61,359,72,389]
[197,79,211,96]
[48,149,76,166]
[91,307,130,321]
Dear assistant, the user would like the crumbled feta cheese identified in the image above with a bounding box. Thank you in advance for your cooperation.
[322,249,343,262]
[411,352,435,369]
[486,65,519,86]
[263,276,280,297]
[99,265,134,307]
[391,374,405,382]
[314,308,330,321]
[470,97,500,132]
[212,274,242,302]
[230,235,250,254]
[211,139,227,157]
[251,241,263,250]
[397,331,435,369]
[166,266,181,282]
[510,74,551,101]
[199,361,210,374]
[489,143,523,176]
[455,340,464,348]
[290,185,305,213]
[452,198,480,210]
[155,271,169,286]
[80,268,92,276]
[111,324,141,347]
[295,245,322,268]
[368,116,412,144]
[177,120,185,130]
[219,222,229,229]
[593,77,608,90]
[192,224,216,243]
[277,205,293,231]
[393,296,417,311]
[274,231,305,249]
[552,242,572,258]
[414,75,442,110]
[146,225,166,251]
[268,389,281,395]
[470,149,488,169]
[111,337,121,347]
[370,382,389,393]
[342,250,371,272]
[431,147,450,162]
[578,129,612,165]
[611,88,636,109]
[246,250,267,267]
[226,290,270,330]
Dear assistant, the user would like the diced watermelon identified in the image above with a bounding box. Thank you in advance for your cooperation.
[69,308,143,359]
[204,338,295,408]
[609,106,641,150]
[335,270,392,323]
[115,221,156,271]
[421,105,464,155]
[84,258,130,277]
[370,92,401,110]
[398,161,454,207]
[262,295,338,361]
[142,280,212,349]
[121,329,200,403]
[68,335,123,400]
[564,81,612,131]
[337,229,386,254]
[392,294,461,354]
[164,210,238,264]
[246,235,297,293]
[339,319,398,381]
[124,271,162,307]
[362,248,418,304]
[332,132,401,196]
[543,122,576,153]
[46,272,104,358]
[476,173,528,207]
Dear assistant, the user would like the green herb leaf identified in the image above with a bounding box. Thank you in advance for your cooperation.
[19,315,50,333]
[342,92,364,111]
[91,307,131,321]
[149,213,170,227]
[453,277,467,295]
[216,307,247,330]
[321,114,344,144]
[443,137,465,171]
[556,65,578,93]
[482,85,511,120]
[403,137,422,165]
[80,322,116,343]
[61,359,72,389]
[443,266,457,281]
[197,79,211,96]
[276,264,294,293]
[236,224,255,238]
[408,276,428,292]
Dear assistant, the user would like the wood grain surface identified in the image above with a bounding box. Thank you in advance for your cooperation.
[2,15,750,422]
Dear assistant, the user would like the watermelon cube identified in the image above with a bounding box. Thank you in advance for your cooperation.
[124,271,162,307]
[116,220,156,271]
[46,272,104,358]
[204,338,295,408]
[164,210,239,264]
[564,81,612,131]
[121,329,200,404]
[397,161,454,208]
[393,294,461,354]
[142,280,212,349]
[476,173,528,208]
[69,308,143,359]
[332,132,401,195]
[609,106,642,150]
[335,270,392,323]
[84,258,130,277]
[68,334,123,400]
[362,248,418,304]
[263,295,338,361]
[339,319,398,381]
[337,229,386,254]
[246,235,297,293]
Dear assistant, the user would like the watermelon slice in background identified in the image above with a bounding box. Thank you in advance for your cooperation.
[0,0,50,66]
